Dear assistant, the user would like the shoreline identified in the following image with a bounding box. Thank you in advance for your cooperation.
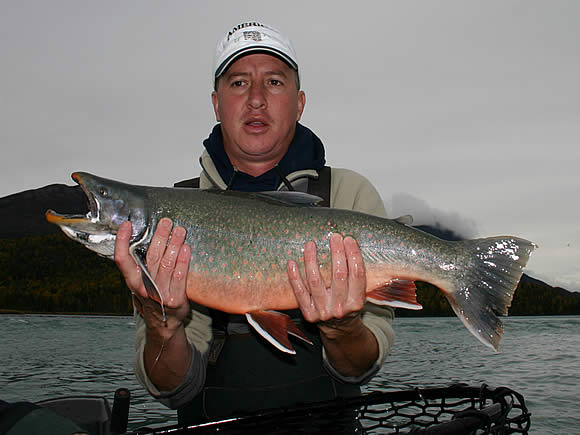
[0,309,131,317]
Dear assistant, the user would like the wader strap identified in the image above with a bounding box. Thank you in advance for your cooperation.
[307,165,331,207]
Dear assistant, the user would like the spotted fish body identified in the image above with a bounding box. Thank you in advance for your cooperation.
[165,188,424,313]
[46,172,536,353]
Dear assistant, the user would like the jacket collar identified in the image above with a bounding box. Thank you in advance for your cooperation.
[201,122,326,192]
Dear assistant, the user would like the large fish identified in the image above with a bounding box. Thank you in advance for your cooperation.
[46,172,535,354]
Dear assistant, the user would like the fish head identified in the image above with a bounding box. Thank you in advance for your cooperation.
[46,172,149,259]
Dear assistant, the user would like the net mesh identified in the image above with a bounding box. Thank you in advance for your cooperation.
[129,384,531,434]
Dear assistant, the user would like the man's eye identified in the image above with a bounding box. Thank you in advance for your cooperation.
[231,80,244,87]
[270,79,282,86]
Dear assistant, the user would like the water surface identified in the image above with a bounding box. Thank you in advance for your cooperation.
[1,315,578,433]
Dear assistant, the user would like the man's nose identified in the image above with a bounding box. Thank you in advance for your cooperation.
[247,83,266,109]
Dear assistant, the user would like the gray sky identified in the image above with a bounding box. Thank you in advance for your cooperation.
[2,1,579,292]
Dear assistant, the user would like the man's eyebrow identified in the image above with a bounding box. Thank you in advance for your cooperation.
[223,71,250,80]
[265,70,289,77]
[224,69,289,79]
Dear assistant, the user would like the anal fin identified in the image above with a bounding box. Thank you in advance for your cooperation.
[246,311,313,354]
[367,279,422,310]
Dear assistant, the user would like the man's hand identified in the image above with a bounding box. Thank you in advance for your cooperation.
[114,217,193,390]
[287,233,366,324]
[287,233,379,377]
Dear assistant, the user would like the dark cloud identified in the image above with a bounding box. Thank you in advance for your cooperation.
[385,193,478,240]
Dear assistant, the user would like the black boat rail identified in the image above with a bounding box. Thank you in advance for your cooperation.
[126,383,531,434]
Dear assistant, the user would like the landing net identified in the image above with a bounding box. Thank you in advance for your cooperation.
[129,384,531,434]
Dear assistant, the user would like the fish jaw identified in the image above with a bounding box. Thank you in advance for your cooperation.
[45,171,150,258]
[45,209,117,258]
[45,171,120,259]
[70,171,146,234]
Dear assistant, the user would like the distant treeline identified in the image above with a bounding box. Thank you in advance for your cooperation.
[1,233,579,316]
[0,234,132,314]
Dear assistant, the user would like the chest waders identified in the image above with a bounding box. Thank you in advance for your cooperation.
[174,167,361,424]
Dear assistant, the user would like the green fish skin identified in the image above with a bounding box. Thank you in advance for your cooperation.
[46,172,536,354]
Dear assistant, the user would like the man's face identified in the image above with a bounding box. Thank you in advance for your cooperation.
[212,53,305,175]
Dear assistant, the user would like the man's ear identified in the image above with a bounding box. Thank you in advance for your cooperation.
[296,90,306,121]
[211,91,220,122]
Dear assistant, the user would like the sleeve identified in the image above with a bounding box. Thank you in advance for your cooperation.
[322,168,396,384]
[133,303,213,409]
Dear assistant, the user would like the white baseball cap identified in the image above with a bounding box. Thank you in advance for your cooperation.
[213,22,299,81]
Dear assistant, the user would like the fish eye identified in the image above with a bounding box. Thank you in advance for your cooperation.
[99,187,108,197]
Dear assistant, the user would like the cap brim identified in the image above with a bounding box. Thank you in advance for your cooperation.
[215,46,298,78]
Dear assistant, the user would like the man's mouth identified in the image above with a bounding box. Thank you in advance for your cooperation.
[244,119,269,132]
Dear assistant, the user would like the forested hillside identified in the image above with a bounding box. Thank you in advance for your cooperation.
[0,234,132,314]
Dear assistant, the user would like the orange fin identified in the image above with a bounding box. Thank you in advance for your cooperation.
[246,310,313,354]
[367,279,423,310]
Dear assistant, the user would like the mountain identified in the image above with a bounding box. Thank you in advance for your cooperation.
[0,184,88,238]
[520,274,580,300]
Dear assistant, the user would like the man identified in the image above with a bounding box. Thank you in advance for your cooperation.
[114,22,395,424]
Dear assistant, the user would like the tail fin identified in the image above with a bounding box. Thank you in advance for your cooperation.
[446,236,536,351]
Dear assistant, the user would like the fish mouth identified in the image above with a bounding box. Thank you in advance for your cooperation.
[45,172,99,226]
[45,210,90,225]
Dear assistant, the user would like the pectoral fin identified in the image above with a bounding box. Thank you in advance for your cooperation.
[130,246,167,321]
[367,279,423,310]
[246,311,313,354]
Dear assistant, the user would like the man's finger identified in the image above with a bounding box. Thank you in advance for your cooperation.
[146,218,174,278]
[167,243,191,306]
[287,260,317,322]
[329,233,349,316]
[303,241,324,295]
[305,240,336,320]
[114,221,143,295]
[344,236,366,309]
[154,225,187,298]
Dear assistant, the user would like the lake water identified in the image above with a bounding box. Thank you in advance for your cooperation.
[1,315,578,434]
